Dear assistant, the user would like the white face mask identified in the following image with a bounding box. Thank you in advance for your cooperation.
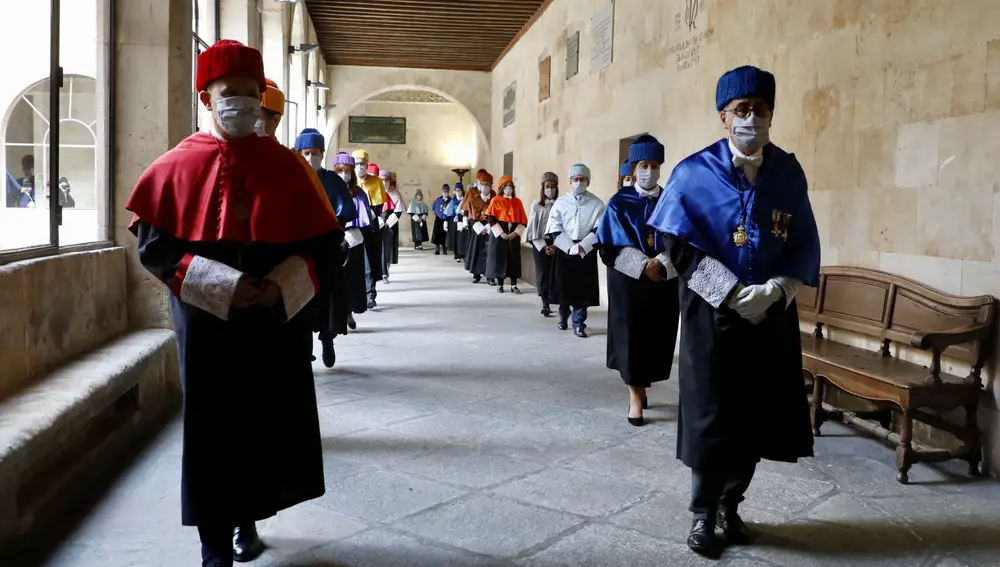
[253,119,268,137]
[337,171,351,183]
[621,177,633,188]
[503,187,514,197]
[355,164,367,178]
[302,152,323,171]
[480,184,491,197]
[571,180,587,195]
[544,188,555,199]
[730,114,771,152]
[636,168,660,190]
[213,96,261,139]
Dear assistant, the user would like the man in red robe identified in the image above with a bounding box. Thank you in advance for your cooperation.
[126,39,342,567]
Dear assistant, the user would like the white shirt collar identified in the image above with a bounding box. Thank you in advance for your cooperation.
[728,139,764,181]
[635,185,661,198]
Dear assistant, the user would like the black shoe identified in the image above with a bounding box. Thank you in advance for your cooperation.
[558,320,568,331]
[488,279,497,286]
[718,512,751,545]
[233,524,265,563]
[541,306,552,317]
[497,286,505,293]
[367,299,377,309]
[321,339,336,368]
[473,275,481,283]
[574,327,588,338]
[627,403,644,427]
[435,248,441,255]
[686,519,718,557]
[511,286,521,294]
[348,319,357,330]
[383,276,389,284]
[311,354,316,362]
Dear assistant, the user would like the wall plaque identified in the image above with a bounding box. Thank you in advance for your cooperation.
[503,152,514,177]
[590,1,614,74]
[348,116,406,145]
[566,31,580,79]
[539,56,551,102]
[503,81,516,128]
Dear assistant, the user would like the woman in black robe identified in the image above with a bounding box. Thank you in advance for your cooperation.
[407,190,430,249]
[430,184,451,255]
[484,175,527,293]
[525,172,559,316]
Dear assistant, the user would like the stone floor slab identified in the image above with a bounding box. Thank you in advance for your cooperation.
[393,494,583,558]
[317,469,466,523]
[517,523,718,567]
[490,467,656,517]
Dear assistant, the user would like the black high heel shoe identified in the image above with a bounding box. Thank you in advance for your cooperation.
[627,402,644,427]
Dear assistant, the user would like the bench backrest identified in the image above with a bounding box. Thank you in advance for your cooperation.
[799,266,996,367]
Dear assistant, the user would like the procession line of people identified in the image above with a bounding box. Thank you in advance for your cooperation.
[124,36,821,564]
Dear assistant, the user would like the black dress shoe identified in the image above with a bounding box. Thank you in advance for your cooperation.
[488,279,497,286]
[348,319,357,330]
[321,339,336,368]
[473,275,482,283]
[718,512,751,545]
[558,320,568,331]
[686,519,718,557]
[541,306,552,317]
[367,299,377,309]
[574,327,588,338]
[233,524,265,563]
[497,286,505,293]
[511,286,522,294]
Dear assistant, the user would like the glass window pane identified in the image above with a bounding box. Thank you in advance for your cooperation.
[59,0,107,246]
[1,1,52,251]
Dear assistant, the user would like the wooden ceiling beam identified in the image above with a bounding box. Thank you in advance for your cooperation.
[331,59,491,72]
[306,0,541,14]
[323,38,509,49]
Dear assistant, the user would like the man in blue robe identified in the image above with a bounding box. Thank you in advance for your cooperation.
[647,65,820,557]
[594,135,679,427]
[431,184,451,255]
[296,128,358,368]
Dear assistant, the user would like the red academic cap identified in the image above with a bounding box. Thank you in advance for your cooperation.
[367,162,380,176]
[196,39,266,93]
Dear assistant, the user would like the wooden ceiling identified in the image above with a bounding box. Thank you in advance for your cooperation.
[302,0,548,71]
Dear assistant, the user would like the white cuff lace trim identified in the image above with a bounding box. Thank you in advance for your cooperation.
[614,247,647,280]
[179,256,243,321]
[266,255,316,321]
[689,256,739,309]
[772,275,802,308]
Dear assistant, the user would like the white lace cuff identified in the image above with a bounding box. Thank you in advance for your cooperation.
[265,255,317,321]
[579,232,597,256]
[554,232,575,254]
[614,247,647,280]
[490,223,505,238]
[688,256,739,309]
[655,253,678,280]
[345,227,364,248]
[772,275,802,308]
[514,225,525,237]
[175,255,243,321]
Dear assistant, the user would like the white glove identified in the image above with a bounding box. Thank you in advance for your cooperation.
[727,280,783,324]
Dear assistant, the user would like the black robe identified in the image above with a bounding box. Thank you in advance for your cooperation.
[598,247,679,387]
[343,235,370,314]
[665,234,814,470]
[454,212,468,260]
[551,244,600,308]
[465,227,489,276]
[364,206,384,283]
[431,215,449,247]
[532,245,558,305]
[410,214,429,245]
[485,218,523,281]
[446,216,458,254]
[135,222,331,526]
[382,211,400,267]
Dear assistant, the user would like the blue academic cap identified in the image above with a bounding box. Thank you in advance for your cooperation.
[715,65,776,111]
[294,128,325,152]
[628,135,665,164]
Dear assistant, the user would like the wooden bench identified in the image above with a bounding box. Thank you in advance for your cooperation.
[798,266,996,484]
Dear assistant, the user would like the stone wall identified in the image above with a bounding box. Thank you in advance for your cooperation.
[492,0,1000,472]
[335,100,483,245]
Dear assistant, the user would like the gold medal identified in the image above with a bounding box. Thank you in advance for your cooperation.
[647,232,655,247]
[733,225,748,247]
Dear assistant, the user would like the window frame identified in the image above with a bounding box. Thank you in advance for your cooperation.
[0,0,118,266]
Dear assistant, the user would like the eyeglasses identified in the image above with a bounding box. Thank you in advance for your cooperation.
[724,102,772,119]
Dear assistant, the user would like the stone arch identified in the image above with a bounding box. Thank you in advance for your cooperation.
[324,84,490,164]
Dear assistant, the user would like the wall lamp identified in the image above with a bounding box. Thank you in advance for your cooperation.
[307,80,330,91]
[289,43,319,55]
[318,103,338,111]
[274,0,298,4]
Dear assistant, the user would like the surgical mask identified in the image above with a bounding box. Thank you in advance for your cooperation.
[503,187,513,197]
[571,180,586,195]
[303,153,323,171]
[214,96,261,139]
[480,185,491,196]
[355,165,367,178]
[337,171,351,183]
[253,119,268,137]
[544,188,555,199]
[730,114,771,152]
[636,168,660,190]
[621,178,633,188]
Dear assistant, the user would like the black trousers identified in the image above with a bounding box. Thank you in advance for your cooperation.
[198,524,234,567]
[689,461,758,521]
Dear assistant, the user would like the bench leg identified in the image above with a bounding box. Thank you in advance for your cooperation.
[810,376,825,437]
[964,401,983,477]
[896,411,914,484]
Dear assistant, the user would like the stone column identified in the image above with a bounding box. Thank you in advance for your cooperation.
[114,0,193,330]
[219,0,255,46]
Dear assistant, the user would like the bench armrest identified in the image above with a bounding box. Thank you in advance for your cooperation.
[910,323,992,351]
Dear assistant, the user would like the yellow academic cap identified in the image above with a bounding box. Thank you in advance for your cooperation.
[352,149,369,161]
